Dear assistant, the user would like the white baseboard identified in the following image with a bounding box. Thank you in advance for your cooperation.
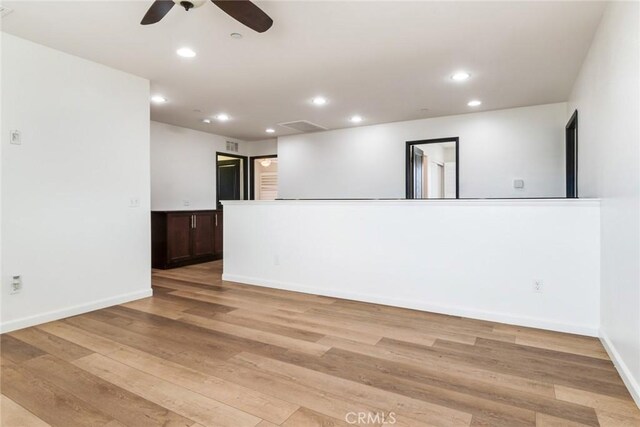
[222,274,598,337]
[600,330,640,408]
[0,288,153,333]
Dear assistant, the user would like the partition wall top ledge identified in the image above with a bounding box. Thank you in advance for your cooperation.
[223,198,600,206]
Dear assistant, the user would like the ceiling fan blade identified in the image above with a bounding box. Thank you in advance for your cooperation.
[212,0,273,33]
[141,0,175,25]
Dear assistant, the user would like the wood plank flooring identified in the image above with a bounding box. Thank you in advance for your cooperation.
[2,261,638,426]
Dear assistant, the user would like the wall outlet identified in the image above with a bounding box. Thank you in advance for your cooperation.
[533,280,543,293]
[10,130,21,145]
[183,200,191,207]
[129,197,140,208]
[10,275,22,294]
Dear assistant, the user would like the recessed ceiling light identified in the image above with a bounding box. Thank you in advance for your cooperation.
[202,118,211,124]
[216,113,230,121]
[151,95,167,103]
[176,47,196,58]
[350,115,363,123]
[467,100,482,107]
[451,71,470,81]
[312,96,327,106]
[265,128,275,133]
[230,32,243,39]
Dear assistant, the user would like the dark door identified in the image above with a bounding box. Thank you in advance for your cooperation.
[192,212,215,258]
[218,160,241,207]
[214,211,223,256]
[566,110,578,198]
[166,213,193,263]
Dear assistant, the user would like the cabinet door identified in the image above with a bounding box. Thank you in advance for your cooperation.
[193,212,215,258]
[214,211,223,256]
[167,213,193,263]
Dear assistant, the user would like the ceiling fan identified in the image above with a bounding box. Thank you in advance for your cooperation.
[141,0,273,33]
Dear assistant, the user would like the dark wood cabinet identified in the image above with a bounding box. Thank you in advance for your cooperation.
[192,212,215,258]
[214,210,223,258]
[152,210,223,269]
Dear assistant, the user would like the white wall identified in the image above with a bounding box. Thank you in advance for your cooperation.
[568,1,640,405]
[247,138,278,157]
[278,103,567,199]
[1,34,151,332]
[223,199,601,335]
[150,121,248,211]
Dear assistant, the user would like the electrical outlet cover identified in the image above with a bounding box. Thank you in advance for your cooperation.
[10,275,22,294]
[10,130,21,145]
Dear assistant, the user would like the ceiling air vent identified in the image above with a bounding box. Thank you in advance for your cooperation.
[278,120,327,133]
[226,141,239,152]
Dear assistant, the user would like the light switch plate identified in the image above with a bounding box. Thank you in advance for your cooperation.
[10,130,21,145]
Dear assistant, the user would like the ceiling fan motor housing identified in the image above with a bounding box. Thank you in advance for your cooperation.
[176,0,205,11]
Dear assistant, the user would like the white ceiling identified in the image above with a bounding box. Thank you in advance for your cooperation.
[2,1,606,141]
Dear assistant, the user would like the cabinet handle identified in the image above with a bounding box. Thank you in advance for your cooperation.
[194,215,197,228]
[191,214,194,229]
[215,213,218,227]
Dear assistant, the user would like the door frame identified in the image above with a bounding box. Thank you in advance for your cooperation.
[411,146,424,198]
[406,137,459,199]
[216,152,248,209]
[566,110,578,198]
[249,154,278,200]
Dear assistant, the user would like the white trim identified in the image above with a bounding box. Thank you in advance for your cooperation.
[222,274,599,337]
[600,330,640,408]
[0,288,153,333]
[222,198,601,207]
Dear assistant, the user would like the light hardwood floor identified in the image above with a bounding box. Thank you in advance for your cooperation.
[2,261,639,426]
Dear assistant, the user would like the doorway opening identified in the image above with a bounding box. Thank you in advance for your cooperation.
[216,152,248,209]
[406,137,459,199]
[566,110,578,198]
[250,155,278,200]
